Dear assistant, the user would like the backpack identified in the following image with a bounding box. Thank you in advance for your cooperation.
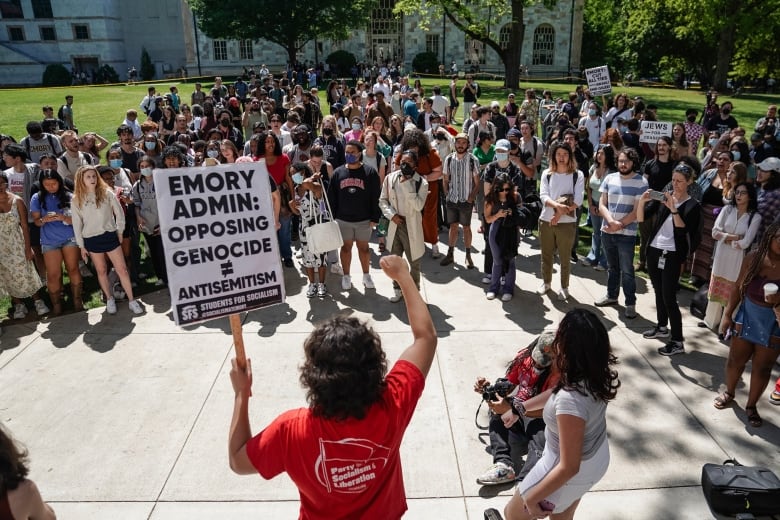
[57,105,65,121]
[24,134,57,157]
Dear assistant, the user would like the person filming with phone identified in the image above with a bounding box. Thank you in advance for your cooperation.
[637,162,702,356]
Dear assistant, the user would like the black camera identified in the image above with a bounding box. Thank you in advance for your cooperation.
[482,378,514,401]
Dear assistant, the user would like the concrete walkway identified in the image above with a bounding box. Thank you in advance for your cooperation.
[1,227,779,520]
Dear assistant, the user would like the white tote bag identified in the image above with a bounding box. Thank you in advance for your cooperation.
[306,190,343,255]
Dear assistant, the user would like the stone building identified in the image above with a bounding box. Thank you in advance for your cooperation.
[0,0,582,85]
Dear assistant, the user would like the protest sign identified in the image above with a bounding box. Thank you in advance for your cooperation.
[585,66,612,96]
[639,121,673,143]
[156,163,285,326]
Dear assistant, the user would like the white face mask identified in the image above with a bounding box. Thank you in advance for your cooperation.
[141,167,153,177]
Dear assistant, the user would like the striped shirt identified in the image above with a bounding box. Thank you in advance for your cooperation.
[443,152,480,203]
[599,172,648,236]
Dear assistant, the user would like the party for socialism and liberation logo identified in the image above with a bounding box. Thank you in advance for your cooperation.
[315,438,390,494]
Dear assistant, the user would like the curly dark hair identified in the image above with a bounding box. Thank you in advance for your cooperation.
[398,128,432,157]
[485,173,517,207]
[300,316,388,420]
[553,309,620,402]
[0,425,29,492]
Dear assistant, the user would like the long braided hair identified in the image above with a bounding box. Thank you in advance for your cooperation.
[739,221,780,300]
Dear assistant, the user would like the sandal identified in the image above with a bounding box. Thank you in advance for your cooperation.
[746,406,763,427]
[714,391,735,409]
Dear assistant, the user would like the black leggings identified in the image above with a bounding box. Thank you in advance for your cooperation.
[647,246,683,342]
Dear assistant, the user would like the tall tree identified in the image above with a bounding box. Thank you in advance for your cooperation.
[394,0,557,90]
[187,0,376,65]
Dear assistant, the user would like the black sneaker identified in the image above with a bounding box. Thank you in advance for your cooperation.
[658,341,685,356]
[643,326,670,339]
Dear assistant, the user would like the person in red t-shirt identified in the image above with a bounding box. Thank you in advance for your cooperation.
[228,255,437,520]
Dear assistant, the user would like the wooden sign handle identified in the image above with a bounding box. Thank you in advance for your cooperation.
[229,313,247,370]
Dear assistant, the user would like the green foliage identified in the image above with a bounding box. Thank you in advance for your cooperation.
[140,47,155,81]
[412,52,439,74]
[41,64,71,87]
[326,50,357,77]
[187,0,376,63]
[95,64,120,84]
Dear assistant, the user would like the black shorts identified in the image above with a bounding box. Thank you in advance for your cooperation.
[84,231,121,253]
[446,201,474,226]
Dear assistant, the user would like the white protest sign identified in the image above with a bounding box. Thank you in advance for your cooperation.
[156,162,285,326]
[639,121,673,143]
[585,66,612,96]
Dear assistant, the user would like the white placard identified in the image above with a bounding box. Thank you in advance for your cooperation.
[585,66,612,96]
[156,162,285,326]
[639,121,673,143]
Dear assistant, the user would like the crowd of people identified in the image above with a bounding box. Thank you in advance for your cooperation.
[1,72,780,518]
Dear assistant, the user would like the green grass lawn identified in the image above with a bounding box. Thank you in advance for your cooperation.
[0,74,768,323]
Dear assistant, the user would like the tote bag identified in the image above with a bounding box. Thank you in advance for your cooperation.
[306,191,343,255]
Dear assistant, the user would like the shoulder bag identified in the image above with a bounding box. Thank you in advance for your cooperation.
[306,190,343,255]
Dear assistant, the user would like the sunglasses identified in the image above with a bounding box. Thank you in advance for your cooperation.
[734,190,749,195]
[499,187,512,192]
[674,164,692,174]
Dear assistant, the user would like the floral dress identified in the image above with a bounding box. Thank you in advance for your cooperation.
[0,195,43,298]
[298,191,330,269]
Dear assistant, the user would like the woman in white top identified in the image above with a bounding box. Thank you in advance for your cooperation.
[503,308,619,520]
[538,142,584,300]
[704,181,761,330]
[71,166,143,315]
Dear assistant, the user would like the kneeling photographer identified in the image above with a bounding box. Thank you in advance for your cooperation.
[473,332,557,486]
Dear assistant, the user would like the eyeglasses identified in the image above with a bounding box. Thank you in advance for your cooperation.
[734,190,749,195]
[499,187,512,192]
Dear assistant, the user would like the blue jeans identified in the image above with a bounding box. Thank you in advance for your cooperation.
[278,215,292,261]
[601,232,637,305]
[585,213,607,268]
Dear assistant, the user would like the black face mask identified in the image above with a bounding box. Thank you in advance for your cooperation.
[722,109,731,115]
[687,115,696,122]
[323,128,333,136]
[400,163,415,177]
[220,119,230,126]
[510,142,519,150]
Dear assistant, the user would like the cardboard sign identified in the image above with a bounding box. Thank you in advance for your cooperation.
[585,66,612,96]
[156,163,285,326]
[639,121,673,143]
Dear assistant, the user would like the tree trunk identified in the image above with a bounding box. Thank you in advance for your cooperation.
[712,0,739,90]
[503,1,525,89]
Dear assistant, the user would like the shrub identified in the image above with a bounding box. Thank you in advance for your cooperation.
[412,52,439,74]
[326,50,357,78]
[42,64,71,86]
[140,47,155,81]
[95,64,119,84]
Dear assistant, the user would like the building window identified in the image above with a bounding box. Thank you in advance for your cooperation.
[465,37,486,67]
[368,0,403,63]
[39,25,56,41]
[499,24,512,50]
[532,24,555,66]
[425,34,440,56]
[0,0,23,18]
[73,24,90,40]
[31,0,52,18]
[213,40,228,61]
[239,39,253,61]
[8,26,24,41]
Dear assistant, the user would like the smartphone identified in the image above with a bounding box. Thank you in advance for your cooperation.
[539,500,556,512]
[649,190,666,202]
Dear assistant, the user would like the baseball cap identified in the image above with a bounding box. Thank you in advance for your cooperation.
[757,157,780,173]
[495,139,510,151]
[531,331,555,368]
[507,128,522,138]
[454,132,469,142]
[490,101,500,109]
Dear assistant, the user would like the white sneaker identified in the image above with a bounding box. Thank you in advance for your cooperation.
[330,263,343,275]
[13,303,28,319]
[154,279,165,287]
[389,289,403,302]
[486,292,496,300]
[34,299,50,316]
[558,288,570,301]
[106,298,117,315]
[341,275,352,291]
[317,283,328,298]
[481,274,491,284]
[501,293,513,302]
[306,283,317,298]
[537,283,551,295]
[431,244,442,259]
[128,300,144,315]
[363,273,375,289]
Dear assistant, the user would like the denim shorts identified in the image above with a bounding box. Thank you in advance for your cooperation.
[41,236,78,253]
